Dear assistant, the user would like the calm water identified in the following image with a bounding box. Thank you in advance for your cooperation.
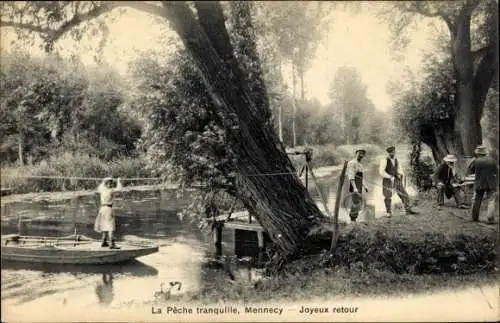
[1,167,390,310]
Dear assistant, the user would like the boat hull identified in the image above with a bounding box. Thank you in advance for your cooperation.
[1,235,159,265]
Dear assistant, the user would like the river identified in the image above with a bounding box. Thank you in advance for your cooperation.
[1,162,409,313]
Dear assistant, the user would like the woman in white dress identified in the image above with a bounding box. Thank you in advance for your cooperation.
[95,177,122,248]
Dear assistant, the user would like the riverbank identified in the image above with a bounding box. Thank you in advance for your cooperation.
[2,277,498,322]
[1,144,382,195]
[0,164,343,207]
[2,145,497,320]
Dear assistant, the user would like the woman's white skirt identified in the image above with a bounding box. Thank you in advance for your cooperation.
[94,206,115,232]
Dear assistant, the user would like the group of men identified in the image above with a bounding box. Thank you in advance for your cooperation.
[346,145,418,222]
[432,145,498,223]
[346,145,498,223]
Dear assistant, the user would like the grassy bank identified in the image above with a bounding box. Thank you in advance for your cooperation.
[184,196,498,303]
[1,152,153,194]
[187,263,497,304]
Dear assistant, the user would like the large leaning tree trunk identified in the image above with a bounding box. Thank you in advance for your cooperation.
[167,2,325,256]
[0,1,326,257]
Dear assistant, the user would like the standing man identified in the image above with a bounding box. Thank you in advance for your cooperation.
[346,148,369,222]
[468,145,498,223]
[379,145,418,217]
[95,177,122,248]
[432,154,469,210]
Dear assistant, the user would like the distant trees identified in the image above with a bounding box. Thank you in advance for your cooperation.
[0,49,141,165]
[328,66,388,145]
[254,2,332,145]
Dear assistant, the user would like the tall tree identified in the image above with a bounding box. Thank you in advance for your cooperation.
[328,66,382,145]
[380,0,499,167]
[0,1,325,258]
[254,1,332,146]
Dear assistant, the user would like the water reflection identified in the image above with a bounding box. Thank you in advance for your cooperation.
[1,188,208,308]
[1,175,345,308]
[1,259,159,277]
[95,273,114,306]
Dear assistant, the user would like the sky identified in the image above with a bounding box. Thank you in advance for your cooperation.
[0,2,439,112]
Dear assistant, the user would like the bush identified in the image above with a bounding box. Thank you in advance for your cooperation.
[1,153,150,194]
[328,225,497,275]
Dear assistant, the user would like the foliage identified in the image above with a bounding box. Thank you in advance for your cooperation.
[128,49,238,192]
[188,262,496,304]
[328,66,389,145]
[0,49,142,165]
[407,143,435,190]
[254,2,332,74]
[1,153,150,193]
[380,0,499,158]
[378,0,498,57]
[329,226,496,275]
[393,54,456,142]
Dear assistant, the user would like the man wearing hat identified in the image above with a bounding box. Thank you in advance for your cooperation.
[379,145,418,217]
[346,148,369,222]
[432,154,468,210]
[95,177,122,248]
[468,145,498,223]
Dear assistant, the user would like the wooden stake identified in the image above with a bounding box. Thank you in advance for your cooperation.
[214,223,223,257]
[330,160,348,254]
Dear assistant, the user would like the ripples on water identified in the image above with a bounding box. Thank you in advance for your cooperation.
[1,189,214,309]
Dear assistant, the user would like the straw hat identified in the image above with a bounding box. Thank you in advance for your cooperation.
[474,145,488,156]
[443,154,457,163]
[386,145,395,153]
[355,147,366,154]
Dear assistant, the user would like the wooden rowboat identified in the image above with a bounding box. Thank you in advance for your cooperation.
[1,234,159,265]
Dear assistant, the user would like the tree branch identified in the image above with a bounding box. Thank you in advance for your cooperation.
[472,45,493,58]
[193,1,234,62]
[401,2,457,36]
[0,21,51,34]
[1,1,166,50]
[436,9,455,35]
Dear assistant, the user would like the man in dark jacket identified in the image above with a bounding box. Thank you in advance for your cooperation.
[432,154,468,210]
[468,146,498,223]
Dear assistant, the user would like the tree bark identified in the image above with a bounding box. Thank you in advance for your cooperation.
[292,62,297,147]
[449,0,492,160]
[161,2,324,256]
[300,64,305,102]
[18,133,24,167]
[422,121,466,171]
[278,58,283,142]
